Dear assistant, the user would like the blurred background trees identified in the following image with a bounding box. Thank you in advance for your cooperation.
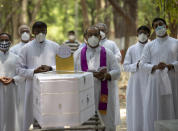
[0,0,177,60]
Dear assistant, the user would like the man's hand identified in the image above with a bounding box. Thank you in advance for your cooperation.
[41,65,52,71]
[167,64,174,71]
[151,65,159,74]
[137,60,140,69]
[34,65,52,74]
[93,71,111,81]
[157,62,167,70]
[0,77,14,85]
[104,73,111,81]
[93,72,105,80]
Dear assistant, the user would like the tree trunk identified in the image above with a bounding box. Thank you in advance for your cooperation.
[20,0,28,25]
[104,0,111,37]
[0,4,20,32]
[12,12,20,44]
[75,0,79,37]
[95,0,101,23]
[30,0,42,26]
[168,13,178,38]
[80,0,90,30]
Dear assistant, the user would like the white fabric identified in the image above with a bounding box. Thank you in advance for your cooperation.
[0,51,22,131]
[10,42,26,55]
[74,46,120,129]
[123,42,148,131]
[10,41,27,131]
[160,68,172,95]
[16,39,61,131]
[100,38,122,63]
[140,36,178,131]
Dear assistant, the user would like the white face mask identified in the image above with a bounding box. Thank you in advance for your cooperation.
[0,41,11,51]
[88,36,99,47]
[36,33,46,43]
[21,32,30,42]
[100,31,106,39]
[138,33,148,43]
[69,35,75,41]
[155,25,167,37]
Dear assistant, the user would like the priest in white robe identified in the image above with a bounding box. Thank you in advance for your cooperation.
[0,33,23,131]
[10,25,31,55]
[95,23,122,63]
[16,21,66,131]
[74,26,120,131]
[123,25,150,131]
[10,24,31,131]
[140,18,178,131]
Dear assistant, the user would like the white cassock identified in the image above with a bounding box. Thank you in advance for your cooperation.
[10,41,27,131]
[0,50,22,131]
[16,39,61,131]
[100,38,122,63]
[140,36,178,131]
[123,42,148,131]
[10,42,26,55]
[74,46,120,131]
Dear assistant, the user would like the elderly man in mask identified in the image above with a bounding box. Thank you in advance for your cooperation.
[123,25,150,131]
[16,21,67,131]
[95,23,122,63]
[140,18,178,131]
[74,26,120,131]
[10,25,31,55]
[0,33,22,131]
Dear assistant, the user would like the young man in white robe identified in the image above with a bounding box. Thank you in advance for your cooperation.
[95,23,122,63]
[140,18,178,131]
[0,33,22,131]
[16,21,65,131]
[10,24,31,131]
[123,26,150,131]
[74,26,121,131]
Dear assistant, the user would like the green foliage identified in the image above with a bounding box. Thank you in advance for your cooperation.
[154,0,178,23]
[36,0,84,44]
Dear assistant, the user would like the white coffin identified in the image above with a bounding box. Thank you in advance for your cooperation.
[33,71,95,128]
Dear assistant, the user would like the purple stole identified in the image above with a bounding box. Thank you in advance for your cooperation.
[81,46,108,114]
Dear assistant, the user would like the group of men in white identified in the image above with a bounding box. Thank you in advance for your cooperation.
[0,17,177,131]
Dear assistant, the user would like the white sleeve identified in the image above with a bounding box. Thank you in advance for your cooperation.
[13,75,25,86]
[10,46,18,55]
[140,44,154,73]
[172,40,178,72]
[108,51,121,80]
[123,48,137,73]
[16,48,34,79]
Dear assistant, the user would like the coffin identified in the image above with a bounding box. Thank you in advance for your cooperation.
[33,71,95,128]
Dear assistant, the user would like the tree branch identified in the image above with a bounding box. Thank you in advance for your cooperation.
[108,0,134,25]
[0,4,20,32]
[30,0,42,25]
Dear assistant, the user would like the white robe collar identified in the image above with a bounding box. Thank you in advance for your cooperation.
[87,45,101,53]
[0,50,9,56]
[156,35,169,43]
[138,42,146,47]
[100,38,108,44]
[33,39,47,47]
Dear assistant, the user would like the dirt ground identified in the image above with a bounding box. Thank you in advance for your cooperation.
[117,70,129,131]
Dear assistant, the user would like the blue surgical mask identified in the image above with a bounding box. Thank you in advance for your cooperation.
[155,25,167,37]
